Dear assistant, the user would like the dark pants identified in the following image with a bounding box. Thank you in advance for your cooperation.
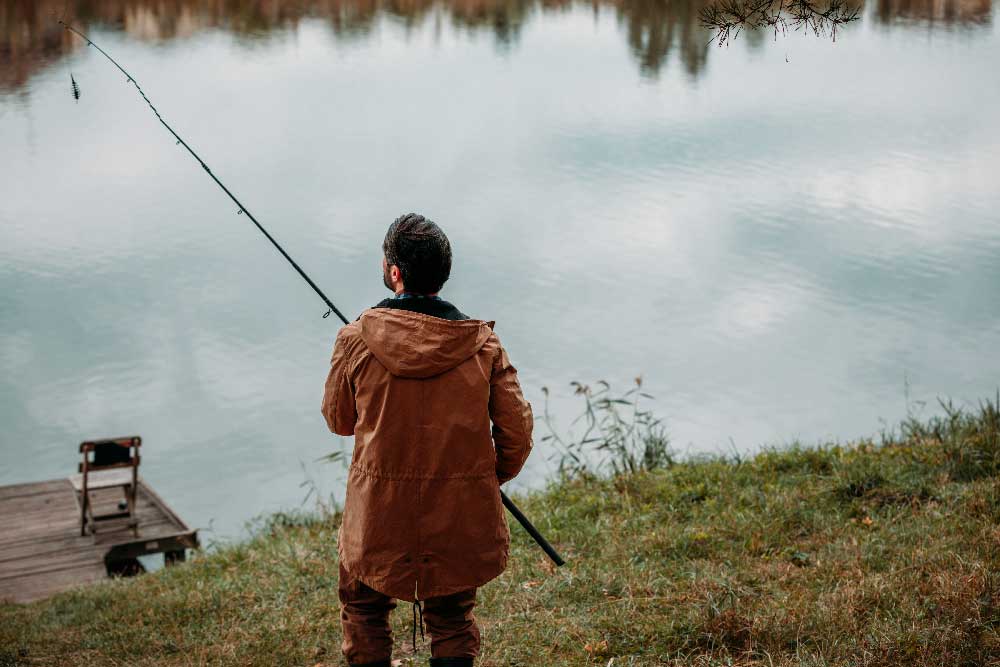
[338,563,480,664]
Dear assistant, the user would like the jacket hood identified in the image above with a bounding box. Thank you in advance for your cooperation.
[359,308,494,379]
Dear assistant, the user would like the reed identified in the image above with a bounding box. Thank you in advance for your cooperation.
[541,378,674,478]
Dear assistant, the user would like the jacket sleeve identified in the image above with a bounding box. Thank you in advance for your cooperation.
[489,341,533,484]
[321,327,358,436]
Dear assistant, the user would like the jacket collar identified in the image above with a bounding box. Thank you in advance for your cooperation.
[373,296,469,321]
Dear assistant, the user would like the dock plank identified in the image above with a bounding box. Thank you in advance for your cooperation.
[0,478,198,604]
[0,479,68,501]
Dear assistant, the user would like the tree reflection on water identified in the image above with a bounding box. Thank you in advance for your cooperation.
[873,0,991,23]
[0,0,993,91]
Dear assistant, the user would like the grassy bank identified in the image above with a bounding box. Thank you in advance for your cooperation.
[3,398,1000,666]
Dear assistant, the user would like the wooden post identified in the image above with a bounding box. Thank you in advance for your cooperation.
[80,449,89,536]
[130,441,139,537]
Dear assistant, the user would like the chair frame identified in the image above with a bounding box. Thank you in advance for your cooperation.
[76,436,142,536]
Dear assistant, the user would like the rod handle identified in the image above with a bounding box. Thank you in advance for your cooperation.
[501,490,565,567]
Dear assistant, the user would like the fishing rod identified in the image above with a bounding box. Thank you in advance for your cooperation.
[60,21,565,568]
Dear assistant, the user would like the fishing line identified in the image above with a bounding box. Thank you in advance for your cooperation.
[57,6,80,101]
[61,27,80,100]
[59,21,565,568]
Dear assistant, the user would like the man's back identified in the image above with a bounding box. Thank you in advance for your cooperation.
[322,302,533,601]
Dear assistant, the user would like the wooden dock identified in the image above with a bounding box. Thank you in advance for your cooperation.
[0,477,198,603]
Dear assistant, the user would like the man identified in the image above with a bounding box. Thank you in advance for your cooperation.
[322,213,533,667]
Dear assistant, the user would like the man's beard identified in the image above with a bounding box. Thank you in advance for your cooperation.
[383,264,394,292]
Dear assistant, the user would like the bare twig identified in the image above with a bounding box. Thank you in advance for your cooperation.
[699,0,861,46]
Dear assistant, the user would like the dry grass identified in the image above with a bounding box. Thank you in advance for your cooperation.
[3,398,1000,666]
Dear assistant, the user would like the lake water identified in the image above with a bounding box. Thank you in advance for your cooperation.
[1,0,998,540]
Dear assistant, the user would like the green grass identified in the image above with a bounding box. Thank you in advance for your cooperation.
[3,397,1000,666]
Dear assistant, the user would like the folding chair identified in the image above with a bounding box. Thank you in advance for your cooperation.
[69,436,142,536]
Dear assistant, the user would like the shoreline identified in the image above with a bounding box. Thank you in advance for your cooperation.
[2,396,999,665]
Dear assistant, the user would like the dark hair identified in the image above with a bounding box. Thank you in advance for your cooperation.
[383,213,452,294]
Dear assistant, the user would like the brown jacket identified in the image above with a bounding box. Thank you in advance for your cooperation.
[322,307,533,601]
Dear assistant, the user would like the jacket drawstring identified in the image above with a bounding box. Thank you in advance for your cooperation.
[412,600,425,652]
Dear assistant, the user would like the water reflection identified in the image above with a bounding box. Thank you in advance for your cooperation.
[1,0,992,92]
[2,0,998,540]
[613,0,712,77]
[874,0,992,23]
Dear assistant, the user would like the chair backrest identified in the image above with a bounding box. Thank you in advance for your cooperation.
[79,436,141,472]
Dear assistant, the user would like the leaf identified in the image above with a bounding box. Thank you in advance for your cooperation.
[584,639,609,656]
